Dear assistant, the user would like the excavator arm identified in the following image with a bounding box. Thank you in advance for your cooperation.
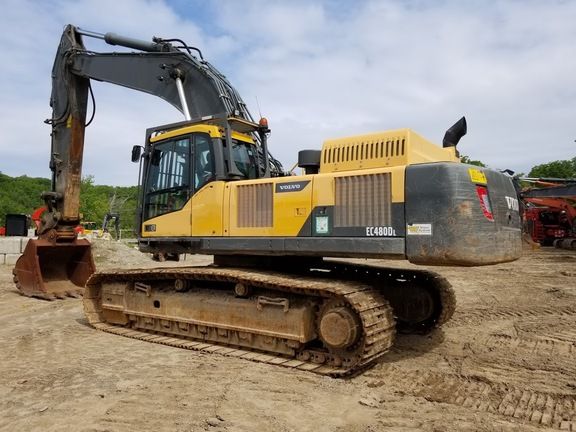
[14,24,279,299]
[45,24,269,238]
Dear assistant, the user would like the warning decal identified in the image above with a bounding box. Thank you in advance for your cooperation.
[407,223,433,236]
[468,168,487,185]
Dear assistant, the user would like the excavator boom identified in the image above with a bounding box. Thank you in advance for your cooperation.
[14,24,278,299]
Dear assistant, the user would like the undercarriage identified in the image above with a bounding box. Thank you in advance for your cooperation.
[84,259,455,376]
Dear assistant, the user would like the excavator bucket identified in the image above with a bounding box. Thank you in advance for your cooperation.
[13,238,95,300]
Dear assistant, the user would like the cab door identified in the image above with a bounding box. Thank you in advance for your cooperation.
[141,136,193,237]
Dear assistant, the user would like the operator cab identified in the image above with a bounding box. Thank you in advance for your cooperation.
[134,115,263,222]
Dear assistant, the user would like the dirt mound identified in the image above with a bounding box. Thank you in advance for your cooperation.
[91,239,212,270]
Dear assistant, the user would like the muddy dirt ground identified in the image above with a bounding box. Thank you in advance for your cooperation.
[1,240,575,432]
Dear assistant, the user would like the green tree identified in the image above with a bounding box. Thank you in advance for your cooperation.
[0,172,50,226]
[79,175,139,234]
[528,157,576,179]
[79,175,110,224]
[460,155,486,167]
[0,172,139,236]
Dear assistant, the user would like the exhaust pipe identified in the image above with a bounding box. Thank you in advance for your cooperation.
[443,116,467,148]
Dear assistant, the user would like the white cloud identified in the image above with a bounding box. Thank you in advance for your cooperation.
[0,0,574,186]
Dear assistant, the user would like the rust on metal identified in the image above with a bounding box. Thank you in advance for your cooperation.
[318,306,360,349]
[62,113,86,221]
[82,264,431,376]
[81,261,454,376]
[13,238,95,300]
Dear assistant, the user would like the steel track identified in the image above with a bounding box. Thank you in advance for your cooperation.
[317,261,456,331]
[84,266,396,377]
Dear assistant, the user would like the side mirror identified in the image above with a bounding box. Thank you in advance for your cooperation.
[131,145,142,162]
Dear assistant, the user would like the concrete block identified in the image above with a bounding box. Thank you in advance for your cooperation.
[0,237,22,254]
[0,254,5,265]
[5,253,20,265]
[20,237,31,253]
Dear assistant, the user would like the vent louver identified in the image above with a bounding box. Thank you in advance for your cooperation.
[237,183,273,227]
[335,173,392,227]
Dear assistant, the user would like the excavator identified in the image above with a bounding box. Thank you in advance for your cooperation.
[13,25,522,376]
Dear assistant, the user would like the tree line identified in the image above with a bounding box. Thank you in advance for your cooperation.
[461,156,576,179]
[526,157,576,179]
[0,172,139,235]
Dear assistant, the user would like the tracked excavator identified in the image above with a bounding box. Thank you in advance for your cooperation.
[14,25,522,376]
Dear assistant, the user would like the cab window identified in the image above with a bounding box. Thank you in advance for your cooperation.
[144,138,191,220]
[194,134,215,191]
[232,140,258,179]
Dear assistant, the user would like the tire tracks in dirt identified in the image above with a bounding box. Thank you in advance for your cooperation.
[371,302,576,430]
[458,314,576,376]
[447,304,576,327]
[366,366,576,430]
[482,332,575,358]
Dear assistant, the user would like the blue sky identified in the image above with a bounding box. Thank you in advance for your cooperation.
[0,0,575,185]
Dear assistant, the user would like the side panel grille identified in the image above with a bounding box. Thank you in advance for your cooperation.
[237,183,273,227]
[335,174,391,227]
[323,139,406,164]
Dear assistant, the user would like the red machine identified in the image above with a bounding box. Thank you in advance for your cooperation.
[1,207,82,238]
[30,207,47,233]
[524,206,573,246]
[521,182,576,246]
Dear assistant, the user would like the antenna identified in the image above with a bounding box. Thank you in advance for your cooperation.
[255,96,262,119]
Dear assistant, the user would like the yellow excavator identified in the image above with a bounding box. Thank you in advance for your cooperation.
[14,25,522,376]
